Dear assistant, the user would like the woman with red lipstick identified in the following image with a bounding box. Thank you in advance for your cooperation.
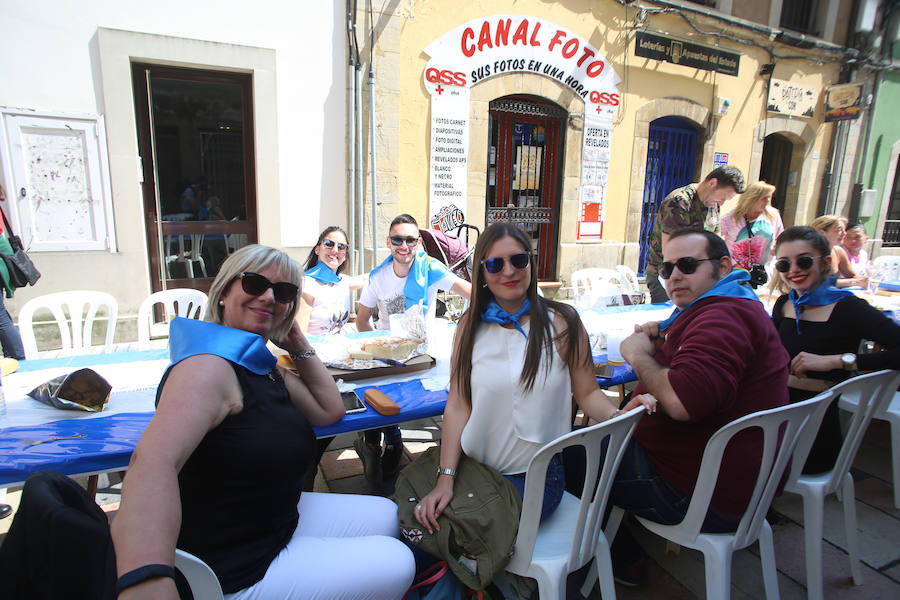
[414,223,656,533]
[112,245,415,599]
[298,226,365,335]
[772,226,900,473]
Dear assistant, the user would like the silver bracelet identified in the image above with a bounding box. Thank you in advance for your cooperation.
[290,348,316,361]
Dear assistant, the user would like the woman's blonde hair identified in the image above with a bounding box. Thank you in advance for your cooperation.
[733,181,778,222]
[810,214,847,232]
[206,244,302,340]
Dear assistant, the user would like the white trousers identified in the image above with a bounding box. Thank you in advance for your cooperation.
[226,492,415,600]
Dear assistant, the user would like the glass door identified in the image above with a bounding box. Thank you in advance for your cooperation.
[132,63,257,293]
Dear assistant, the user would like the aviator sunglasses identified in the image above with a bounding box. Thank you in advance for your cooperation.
[774,255,821,273]
[239,272,299,304]
[481,252,530,274]
[321,239,348,252]
[659,257,717,280]
[389,236,420,247]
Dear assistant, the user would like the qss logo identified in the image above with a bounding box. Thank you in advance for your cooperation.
[425,68,467,87]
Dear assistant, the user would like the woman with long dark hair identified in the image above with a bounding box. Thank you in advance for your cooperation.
[298,226,365,335]
[414,223,656,531]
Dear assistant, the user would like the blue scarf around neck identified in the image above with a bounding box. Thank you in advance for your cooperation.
[482,297,531,338]
[168,317,276,374]
[788,275,853,333]
[657,269,760,333]
[370,250,449,312]
[305,261,341,285]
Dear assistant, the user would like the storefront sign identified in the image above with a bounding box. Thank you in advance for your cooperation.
[824,82,864,122]
[423,15,621,238]
[713,152,728,168]
[634,31,740,77]
[767,78,817,118]
[578,116,611,239]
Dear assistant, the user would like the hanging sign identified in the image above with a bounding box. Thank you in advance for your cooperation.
[634,30,740,77]
[767,78,817,118]
[423,14,621,238]
[824,82,864,122]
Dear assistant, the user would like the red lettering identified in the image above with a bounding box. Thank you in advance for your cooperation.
[577,47,596,67]
[548,30,566,52]
[562,38,579,58]
[495,18,511,47]
[477,21,493,52]
[512,19,529,46]
[586,60,605,77]
[453,72,467,86]
[461,27,475,57]
[426,68,467,87]
[530,21,541,46]
[590,91,620,106]
[425,68,441,84]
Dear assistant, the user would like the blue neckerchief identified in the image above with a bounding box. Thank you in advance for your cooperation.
[657,269,760,333]
[370,250,450,312]
[482,297,531,338]
[788,275,853,333]
[305,262,341,285]
[168,317,276,374]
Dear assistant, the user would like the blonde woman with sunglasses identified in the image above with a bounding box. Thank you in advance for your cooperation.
[112,245,415,599]
[298,226,366,335]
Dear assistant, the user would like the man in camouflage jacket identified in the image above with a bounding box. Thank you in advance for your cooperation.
[645,166,745,303]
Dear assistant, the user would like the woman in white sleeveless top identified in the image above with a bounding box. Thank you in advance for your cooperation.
[414,223,656,531]
[298,227,365,335]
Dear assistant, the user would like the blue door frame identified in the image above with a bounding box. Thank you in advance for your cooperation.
[637,119,697,275]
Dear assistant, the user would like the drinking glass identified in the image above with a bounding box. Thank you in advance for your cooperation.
[867,264,884,295]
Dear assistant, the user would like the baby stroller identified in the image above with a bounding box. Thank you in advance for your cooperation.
[419,224,480,318]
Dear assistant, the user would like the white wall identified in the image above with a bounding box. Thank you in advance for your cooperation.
[0,0,347,309]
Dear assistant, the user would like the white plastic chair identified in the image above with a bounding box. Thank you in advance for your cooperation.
[570,268,629,309]
[873,255,900,281]
[504,406,645,600]
[840,389,900,508]
[605,392,830,600]
[165,234,207,278]
[137,289,208,349]
[17,290,119,359]
[785,369,900,600]
[615,264,648,303]
[175,548,224,599]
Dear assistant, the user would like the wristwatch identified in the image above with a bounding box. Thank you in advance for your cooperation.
[841,353,857,371]
[436,467,456,478]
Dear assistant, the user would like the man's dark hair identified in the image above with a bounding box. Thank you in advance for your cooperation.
[704,165,745,194]
[669,228,731,261]
[390,213,418,229]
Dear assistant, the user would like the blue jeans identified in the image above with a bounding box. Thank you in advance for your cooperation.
[503,453,565,522]
[0,293,24,359]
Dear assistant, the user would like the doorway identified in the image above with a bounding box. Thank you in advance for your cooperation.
[132,63,257,294]
[638,117,698,275]
[486,96,565,280]
[760,133,793,216]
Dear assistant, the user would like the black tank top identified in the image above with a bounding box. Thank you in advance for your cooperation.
[156,361,316,593]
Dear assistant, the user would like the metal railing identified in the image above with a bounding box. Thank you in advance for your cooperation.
[486,206,553,225]
[883,220,900,247]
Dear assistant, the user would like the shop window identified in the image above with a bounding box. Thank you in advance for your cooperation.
[0,110,115,252]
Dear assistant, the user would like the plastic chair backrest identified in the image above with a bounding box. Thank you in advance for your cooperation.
[18,290,119,359]
[614,265,640,292]
[137,289,208,349]
[677,392,830,551]
[570,268,628,308]
[175,549,224,599]
[505,406,645,574]
[873,255,900,281]
[788,370,900,495]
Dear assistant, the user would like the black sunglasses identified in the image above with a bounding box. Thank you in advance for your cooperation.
[389,236,419,247]
[659,257,717,280]
[481,253,530,274]
[774,256,821,273]
[239,272,298,304]
[321,239,348,252]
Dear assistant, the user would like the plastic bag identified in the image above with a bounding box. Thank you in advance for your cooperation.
[27,368,112,412]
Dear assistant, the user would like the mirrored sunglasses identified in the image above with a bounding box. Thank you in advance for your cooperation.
[659,257,717,280]
[774,256,819,273]
[389,236,420,247]
[240,272,299,304]
[481,253,530,274]
[322,239,348,251]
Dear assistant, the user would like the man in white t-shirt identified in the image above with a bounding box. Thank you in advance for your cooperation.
[356,214,471,483]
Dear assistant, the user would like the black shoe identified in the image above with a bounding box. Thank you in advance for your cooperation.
[0,503,12,520]
[381,442,405,478]
[354,436,382,485]
[613,556,650,587]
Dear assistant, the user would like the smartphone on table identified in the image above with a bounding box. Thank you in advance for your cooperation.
[341,390,367,414]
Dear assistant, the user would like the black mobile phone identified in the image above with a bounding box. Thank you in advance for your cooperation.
[341,391,367,414]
